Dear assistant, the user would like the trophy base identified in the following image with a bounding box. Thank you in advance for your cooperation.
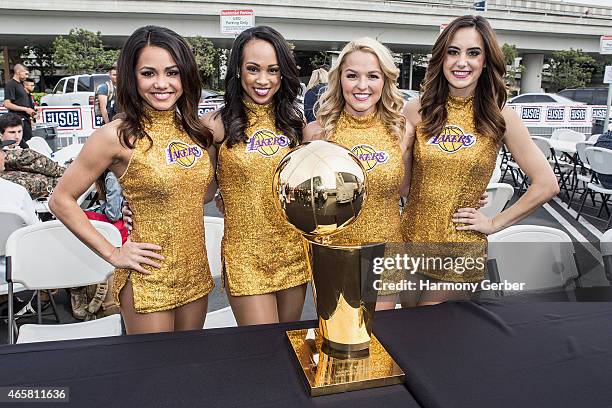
[286,328,405,397]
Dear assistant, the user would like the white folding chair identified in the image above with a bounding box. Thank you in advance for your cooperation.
[6,220,122,344]
[601,229,612,284]
[51,143,83,166]
[589,134,602,143]
[550,129,586,143]
[568,141,593,207]
[487,225,579,293]
[489,154,503,184]
[532,136,572,199]
[25,137,53,158]
[0,207,29,306]
[480,183,514,219]
[202,216,236,329]
[576,147,612,229]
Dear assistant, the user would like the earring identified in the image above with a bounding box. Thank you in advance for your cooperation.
[236,73,240,78]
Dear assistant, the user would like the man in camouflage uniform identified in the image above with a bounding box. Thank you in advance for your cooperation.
[0,113,65,199]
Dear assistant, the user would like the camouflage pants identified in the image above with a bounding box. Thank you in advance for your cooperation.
[1,171,60,199]
[1,148,65,199]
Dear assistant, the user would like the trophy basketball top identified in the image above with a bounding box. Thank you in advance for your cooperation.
[272,140,367,242]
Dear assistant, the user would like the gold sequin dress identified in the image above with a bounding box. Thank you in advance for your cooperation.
[401,95,499,282]
[217,101,310,296]
[328,111,405,295]
[113,109,215,313]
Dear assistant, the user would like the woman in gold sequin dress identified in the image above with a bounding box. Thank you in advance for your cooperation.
[400,15,559,306]
[202,26,310,325]
[50,26,217,334]
[303,38,412,310]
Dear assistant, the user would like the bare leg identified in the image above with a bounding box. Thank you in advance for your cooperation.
[276,284,307,322]
[119,280,174,334]
[376,294,399,311]
[228,292,279,326]
[399,272,423,308]
[174,295,208,331]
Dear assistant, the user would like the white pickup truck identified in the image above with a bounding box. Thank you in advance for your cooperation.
[41,74,110,106]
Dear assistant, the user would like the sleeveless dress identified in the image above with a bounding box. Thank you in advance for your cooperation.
[401,95,499,282]
[327,111,405,295]
[217,101,311,296]
[113,109,215,312]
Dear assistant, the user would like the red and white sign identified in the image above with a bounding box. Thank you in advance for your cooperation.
[600,35,612,55]
[220,9,255,35]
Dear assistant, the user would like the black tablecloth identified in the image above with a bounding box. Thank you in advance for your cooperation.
[0,319,419,408]
[1,298,611,408]
[375,299,612,408]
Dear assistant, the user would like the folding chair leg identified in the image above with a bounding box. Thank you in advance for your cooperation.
[568,178,583,209]
[8,284,14,345]
[47,290,60,323]
[601,195,610,218]
[576,188,589,221]
[37,290,43,324]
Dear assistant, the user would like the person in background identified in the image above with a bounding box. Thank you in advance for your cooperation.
[594,130,612,189]
[95,66,118,124]
[303,67,328,123]
[0,112,65,199]
[23,78,36,108]
[3,64,35,147]
[71,170,126,321]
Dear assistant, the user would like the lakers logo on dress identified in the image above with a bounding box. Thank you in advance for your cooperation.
[246,129,290,157]
[427,125,476,154]
[165,141,203,168]
[351,144,390,172]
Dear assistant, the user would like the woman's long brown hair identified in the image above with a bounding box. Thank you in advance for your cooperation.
[116,26,213,149]
[419,15,507,142]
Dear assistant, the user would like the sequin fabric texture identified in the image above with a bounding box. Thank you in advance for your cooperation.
[113,109,215,312]
[217,101,311,296]
[401,95,498,282]
[327,111,405,294]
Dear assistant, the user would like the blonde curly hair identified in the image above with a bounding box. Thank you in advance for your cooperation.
[316,37,405,139]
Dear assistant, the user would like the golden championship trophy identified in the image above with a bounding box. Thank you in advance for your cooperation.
[273,140,405,396]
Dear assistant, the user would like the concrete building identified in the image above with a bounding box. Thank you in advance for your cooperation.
[1,0,611,91]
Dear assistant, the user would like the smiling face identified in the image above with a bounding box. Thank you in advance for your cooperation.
[135,45,183,111]
[443,27,486,97]
[340,50,384,117]
[240,38,281,105]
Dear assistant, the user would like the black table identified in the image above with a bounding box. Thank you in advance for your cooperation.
[1,297,611,408]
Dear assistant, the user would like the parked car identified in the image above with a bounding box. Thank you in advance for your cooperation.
[40,74,110,106]
[400,89,419,101]
[558,88,609,106]
[508,93,579,105]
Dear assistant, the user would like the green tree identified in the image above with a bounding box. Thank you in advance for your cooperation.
[501,43,522,89]
[53,28,119,74]
[187,36,222,89]
[18,44,55,90]
[545,48,596,92]
[310,52,329,70]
